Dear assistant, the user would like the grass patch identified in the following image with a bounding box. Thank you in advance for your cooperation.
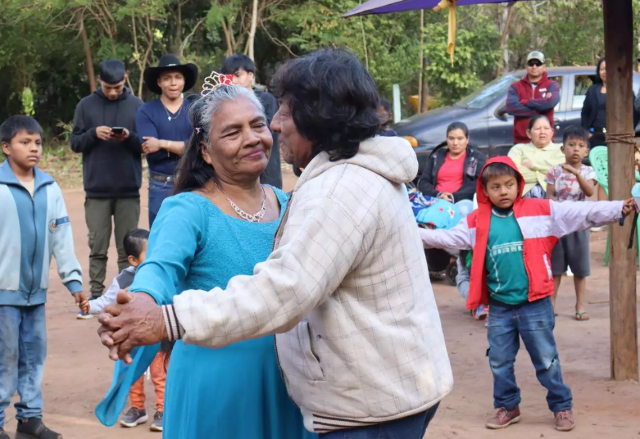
[38,144,83,189]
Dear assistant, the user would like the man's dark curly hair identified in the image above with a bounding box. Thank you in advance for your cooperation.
[270,48,381,161]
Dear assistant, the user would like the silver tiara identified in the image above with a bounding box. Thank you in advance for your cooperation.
[201,71,232,97]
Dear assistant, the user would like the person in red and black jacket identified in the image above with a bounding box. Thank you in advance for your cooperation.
[417,122,486,203]
[506,51,560,145]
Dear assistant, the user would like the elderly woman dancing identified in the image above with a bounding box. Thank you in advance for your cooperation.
[99,49,453,439]
[120,77,315,438]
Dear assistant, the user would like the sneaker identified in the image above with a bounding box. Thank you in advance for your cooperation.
[16,418,62,439]
[120,407,148,428]
[150,411,163,432]
[554,410,575,431]
[486,407,521,429]
[76,310,94,320]
[0,427,10,439]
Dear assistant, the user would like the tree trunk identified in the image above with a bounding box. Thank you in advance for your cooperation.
[359,16,369,71]
[603,0,639,382]
[177,0,183,50]
[530,2,542,51]
[496,2,515,77]
[221,20,234,57]
[418,9,426,113]
[246,0,259,60]
[420,73,429,113]
[78,12,96,92]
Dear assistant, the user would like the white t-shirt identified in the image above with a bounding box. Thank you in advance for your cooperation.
[20,179,35,197]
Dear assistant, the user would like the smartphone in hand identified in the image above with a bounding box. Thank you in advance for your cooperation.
[111,127,125,136]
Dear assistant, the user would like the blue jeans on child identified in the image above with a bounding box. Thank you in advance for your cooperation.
[319,404,439,439]
[0,305,47,428]
[149,173,175,227]
[487,297,572,413]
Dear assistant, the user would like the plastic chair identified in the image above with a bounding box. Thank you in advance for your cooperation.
[588,146,640,267]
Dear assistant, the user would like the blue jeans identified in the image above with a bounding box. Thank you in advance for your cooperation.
[487,298,572,413]
[149,175,174,227]
[0,305,47,427]
[319,404,439,439]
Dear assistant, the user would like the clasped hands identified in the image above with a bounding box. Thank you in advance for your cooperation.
[97,291,168,364]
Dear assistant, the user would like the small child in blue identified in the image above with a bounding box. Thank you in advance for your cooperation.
[80,229,167,432]
[545,126,597,320]
[0,116,85,439]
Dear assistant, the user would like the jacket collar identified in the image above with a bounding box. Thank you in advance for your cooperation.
[0,160,54,191]
[522,71,549,86]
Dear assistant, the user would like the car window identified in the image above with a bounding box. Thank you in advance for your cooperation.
[573,75,593,110]
[548,76,563,111]
[457,74,520,109]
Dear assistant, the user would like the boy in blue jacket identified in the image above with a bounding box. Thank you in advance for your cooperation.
[0,116,85,439]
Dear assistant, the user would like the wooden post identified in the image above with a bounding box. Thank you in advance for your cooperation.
[418,9,425,113]
[603,0,639,381]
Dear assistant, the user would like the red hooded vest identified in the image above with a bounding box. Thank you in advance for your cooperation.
[467,157,558,309]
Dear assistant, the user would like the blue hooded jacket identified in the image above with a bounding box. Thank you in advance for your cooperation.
[0,161,82,305]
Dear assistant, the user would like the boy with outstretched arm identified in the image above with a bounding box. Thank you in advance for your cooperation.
[419,157,636,432]
[0,116,85,439]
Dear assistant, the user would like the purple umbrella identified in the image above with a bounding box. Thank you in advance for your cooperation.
[344,0,562,17]
[344,0,578,64]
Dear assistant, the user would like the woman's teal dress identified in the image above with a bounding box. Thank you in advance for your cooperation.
[129,189,315,439]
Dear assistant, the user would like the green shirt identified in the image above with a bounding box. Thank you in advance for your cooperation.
[486,209,529,305]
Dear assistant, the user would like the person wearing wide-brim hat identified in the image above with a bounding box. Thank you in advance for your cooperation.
[143,54,198,95]
[136,54,199,227]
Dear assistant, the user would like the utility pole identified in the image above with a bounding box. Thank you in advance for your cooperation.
[603,0,638,381]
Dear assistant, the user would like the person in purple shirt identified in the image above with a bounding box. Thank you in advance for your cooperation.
[137,54,199,226]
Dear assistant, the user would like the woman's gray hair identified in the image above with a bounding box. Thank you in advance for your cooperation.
[190,85,266,146]
[174,85,267,194]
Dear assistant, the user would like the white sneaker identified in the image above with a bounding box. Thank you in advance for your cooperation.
[566,266,574,277]
[120,407,148,428]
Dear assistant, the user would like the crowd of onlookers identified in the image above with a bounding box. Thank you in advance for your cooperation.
[415,50,639,323]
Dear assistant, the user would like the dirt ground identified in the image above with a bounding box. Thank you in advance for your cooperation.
[3,168,640,439]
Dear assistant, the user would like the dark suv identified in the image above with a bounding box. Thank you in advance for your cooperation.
[395,67,640,176]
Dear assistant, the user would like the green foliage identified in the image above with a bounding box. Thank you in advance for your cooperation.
[0,0,631,139]
[21,88,35,116]
[56,120,73,142]
[422,9,501,105]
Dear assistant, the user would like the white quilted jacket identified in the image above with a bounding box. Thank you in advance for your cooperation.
[173,136,454,432]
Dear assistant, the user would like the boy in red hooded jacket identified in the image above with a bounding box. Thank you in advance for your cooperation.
[419,157,636,432]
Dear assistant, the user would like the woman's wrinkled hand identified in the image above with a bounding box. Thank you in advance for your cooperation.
[97,291,168,364]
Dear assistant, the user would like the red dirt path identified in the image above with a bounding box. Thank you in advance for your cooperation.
[3,170,640,438]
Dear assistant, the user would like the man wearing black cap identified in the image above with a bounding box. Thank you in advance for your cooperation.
[506,51,560,145]
[137,54,199,226]
[71,59,143,310]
